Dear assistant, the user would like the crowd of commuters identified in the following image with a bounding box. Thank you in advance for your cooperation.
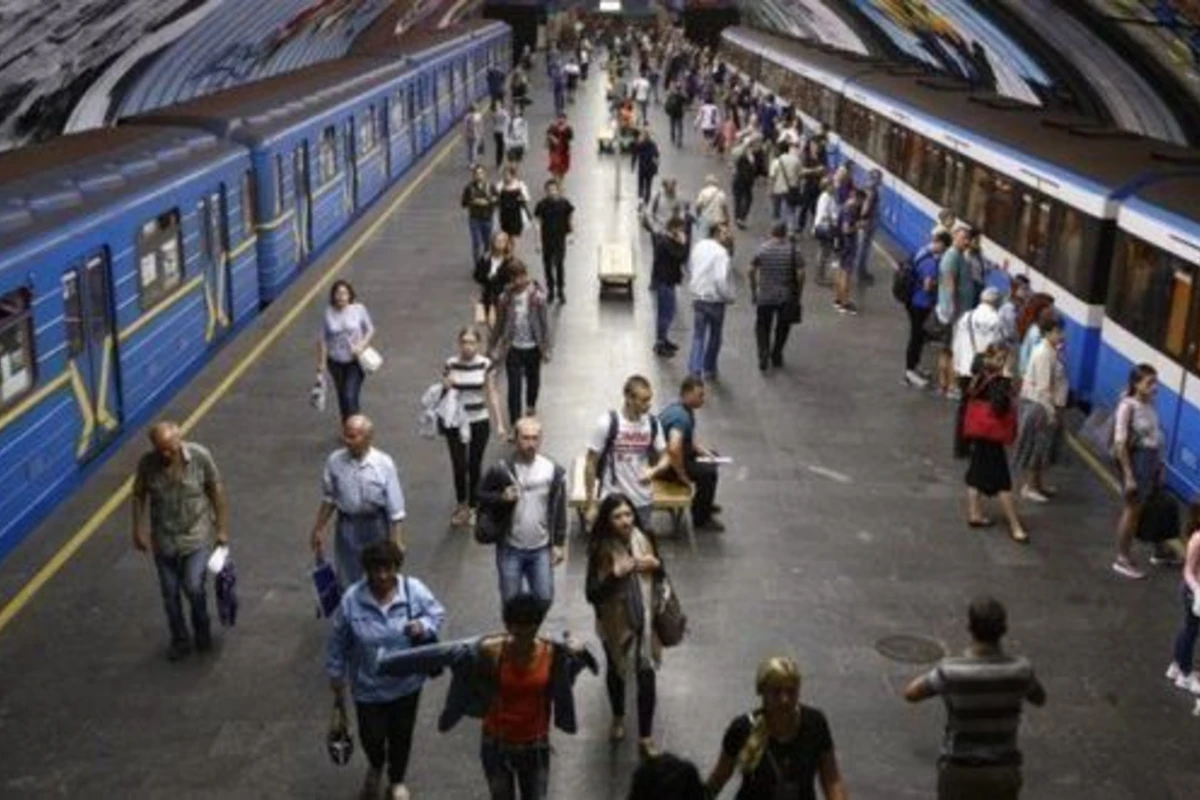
[117,17,1200,800]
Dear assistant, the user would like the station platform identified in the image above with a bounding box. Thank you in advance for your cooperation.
[0,64,1197,799]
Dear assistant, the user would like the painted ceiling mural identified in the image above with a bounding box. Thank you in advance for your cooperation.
[1087,1,1200,91]
[847,0,1053,105]
[740,0,870,54]
[0,0,415,153]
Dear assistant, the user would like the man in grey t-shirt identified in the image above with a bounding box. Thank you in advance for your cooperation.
[477,417,567,609]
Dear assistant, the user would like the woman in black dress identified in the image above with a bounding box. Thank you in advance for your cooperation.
[964,343,1029,544]
[496,164,532,245]
[705,656,848,800]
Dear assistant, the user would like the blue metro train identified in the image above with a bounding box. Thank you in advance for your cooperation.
[720,26,1200,501]
[0,21,509,559]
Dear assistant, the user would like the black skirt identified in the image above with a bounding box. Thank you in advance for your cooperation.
[965,440,1012,497]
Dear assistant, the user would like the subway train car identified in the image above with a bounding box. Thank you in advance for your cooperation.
[720,26,1200,400]
[128,21,509,302]
[0,22,510,561]
[0,127,256,559]
[1097,177,1200,498]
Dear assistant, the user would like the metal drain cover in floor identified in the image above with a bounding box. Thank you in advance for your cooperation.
[875,635,946,664]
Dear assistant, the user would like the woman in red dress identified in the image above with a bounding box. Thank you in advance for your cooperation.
[546,113,574,181]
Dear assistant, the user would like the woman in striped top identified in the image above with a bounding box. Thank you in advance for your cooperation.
[443,327,505,528]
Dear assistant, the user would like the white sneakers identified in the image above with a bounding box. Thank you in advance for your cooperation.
[392,785,411,800]
[1167,662,1200,694]
[1020,487,1050,504]
[1111,559,1146,580]
[904,370,929,388]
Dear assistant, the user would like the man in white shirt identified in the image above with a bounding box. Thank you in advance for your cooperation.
[630,71,652,125]
[952,286,1004,458]
[585,375,670,532]
[694,98,721,152]
[688,223,737,380]
[768,141,803,231]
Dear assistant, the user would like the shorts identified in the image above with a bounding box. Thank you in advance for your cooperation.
[701,128,717,141]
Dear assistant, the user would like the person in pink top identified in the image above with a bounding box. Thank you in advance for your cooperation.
[1166,502,1200,695]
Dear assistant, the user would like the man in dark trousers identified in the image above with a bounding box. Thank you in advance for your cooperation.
[664,82,687,147]
[630,126,660,206]
[647,215,689,357]
[533,178,575,304]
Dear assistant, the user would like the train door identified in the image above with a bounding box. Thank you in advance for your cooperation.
[197,190,232,342]
[61,252,121,459]
[1168,262,1199,470]
[293,143,312,257]
[343,117,357,213]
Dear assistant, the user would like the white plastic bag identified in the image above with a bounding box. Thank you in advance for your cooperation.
[310,373,327,413]
[207,545,230,576]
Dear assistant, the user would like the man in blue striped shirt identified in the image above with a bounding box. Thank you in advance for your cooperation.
[904,596,1046,800]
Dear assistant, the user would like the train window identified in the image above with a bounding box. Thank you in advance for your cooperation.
[943,157,966,213]
[1014,193,1051,268]
[241,170,256,235]
[902,132,925,188]
[867,116,890,167]
[922,141,947,202]
[984,176,1018,249]
[1165,266,1193,358]
[0,288,34,407]
[319,125,338,182]
[390,91,405,130]
[1110,232,1170,347]
[1051,206,1099,299]
[359,106,378,155]
[137,210,183,310]
[62,271,84,357]
[964,164,992,228]
[274,154,286,215]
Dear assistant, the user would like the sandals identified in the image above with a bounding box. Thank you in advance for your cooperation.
[967,518,995,529]
[1010,529,1031,545]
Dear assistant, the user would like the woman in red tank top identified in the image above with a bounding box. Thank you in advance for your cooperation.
[479,593,554,799]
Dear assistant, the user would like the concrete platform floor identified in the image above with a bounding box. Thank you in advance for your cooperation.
[0,67,1198,800]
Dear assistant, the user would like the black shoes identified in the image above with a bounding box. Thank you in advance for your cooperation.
[167,640,192,662]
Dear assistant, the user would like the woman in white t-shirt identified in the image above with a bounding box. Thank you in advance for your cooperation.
[1112,363,1163,580]
[442,326,505,528]
[694,98,721,153]
[317,279,375,422]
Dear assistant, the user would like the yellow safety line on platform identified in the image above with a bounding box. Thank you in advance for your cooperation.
[0,134,461,637]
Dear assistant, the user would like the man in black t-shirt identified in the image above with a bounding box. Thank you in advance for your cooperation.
[532,179,575,304]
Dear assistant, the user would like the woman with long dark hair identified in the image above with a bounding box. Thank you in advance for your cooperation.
[585,493,665,760]
[317,279,375,421]
[1112,363,1162,579]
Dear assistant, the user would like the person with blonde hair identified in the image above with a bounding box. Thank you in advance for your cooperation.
[705,656,848,799]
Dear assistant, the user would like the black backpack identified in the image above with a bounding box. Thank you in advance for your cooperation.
[893,247,934,305]
[596,411,661,486]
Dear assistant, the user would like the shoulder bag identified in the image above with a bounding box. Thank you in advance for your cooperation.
[653,572,687,648]
[963,376,1016,445]
[357,346,383,374]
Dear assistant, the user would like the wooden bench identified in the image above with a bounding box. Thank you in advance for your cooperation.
[568,455,694,542]
[597,242,635,297]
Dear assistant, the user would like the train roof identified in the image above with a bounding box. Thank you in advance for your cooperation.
[850,71,1200,196]
[125,54,417,144]
[0,125,244,261]
[1118,175,1200,264]
[724,26,1200,210]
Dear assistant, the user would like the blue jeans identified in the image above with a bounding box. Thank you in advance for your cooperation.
[154,546,211,645]
[496,544,553,608]
[469,217,493,265]
[654,284,676,345]
[327,358,364,422]
[689,300,726,377]
[1174,585,1199,674]
[854,226,877,280]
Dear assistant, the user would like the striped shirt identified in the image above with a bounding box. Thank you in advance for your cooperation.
[445,355,492,423]
[917,650,1045,766]
[751,237,802,306]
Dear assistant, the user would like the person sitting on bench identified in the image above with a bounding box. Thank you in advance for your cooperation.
[659,376,723,533]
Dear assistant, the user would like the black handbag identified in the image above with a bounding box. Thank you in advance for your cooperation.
[474,460,514,545]
[653,574,687,648]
